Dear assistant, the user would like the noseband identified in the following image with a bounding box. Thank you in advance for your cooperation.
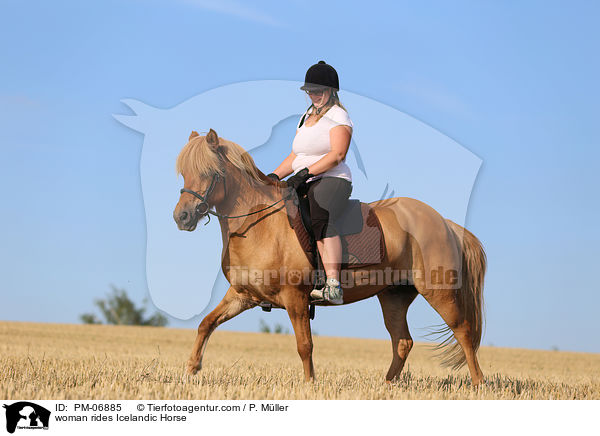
[180,173,222,221]
[180,172,292,224]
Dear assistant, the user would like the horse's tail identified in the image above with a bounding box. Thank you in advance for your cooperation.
[436,220,487,369]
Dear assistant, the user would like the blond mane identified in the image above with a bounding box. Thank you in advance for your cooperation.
[176,134,264,183]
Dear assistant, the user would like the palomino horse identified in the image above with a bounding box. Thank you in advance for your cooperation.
[173,129,486,385]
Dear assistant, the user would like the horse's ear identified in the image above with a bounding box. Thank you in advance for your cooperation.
[189,131,199,140]
[206,128,219,146]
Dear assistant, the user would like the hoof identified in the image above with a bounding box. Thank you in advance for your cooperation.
[472,378,486,388]
[186,362,201,375]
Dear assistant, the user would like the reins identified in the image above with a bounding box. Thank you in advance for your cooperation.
[180,172,292,225]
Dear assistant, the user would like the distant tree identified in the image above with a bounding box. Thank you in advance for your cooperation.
[258,319,288,334]
[259,319,271,333]
[80,285,168,327]
[80,313,100,324]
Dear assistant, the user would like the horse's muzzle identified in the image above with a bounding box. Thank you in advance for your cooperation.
[174,209,199,231]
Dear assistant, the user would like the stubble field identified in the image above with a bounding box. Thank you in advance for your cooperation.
[1,321,598,400]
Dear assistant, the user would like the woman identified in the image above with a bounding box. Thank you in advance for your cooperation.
[268,61,353,305]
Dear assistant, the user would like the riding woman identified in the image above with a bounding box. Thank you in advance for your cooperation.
[268,61,353,305]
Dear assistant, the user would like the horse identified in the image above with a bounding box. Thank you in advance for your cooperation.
[173,129,487,385]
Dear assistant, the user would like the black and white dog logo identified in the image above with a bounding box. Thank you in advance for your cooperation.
[3,402,50,433]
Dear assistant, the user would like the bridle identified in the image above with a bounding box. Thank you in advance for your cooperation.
[180,172,292,225]
[180,172,222,221]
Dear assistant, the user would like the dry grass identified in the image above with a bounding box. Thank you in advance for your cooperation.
[1,321,598,400]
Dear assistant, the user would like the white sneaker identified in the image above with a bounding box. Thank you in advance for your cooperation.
[310,278,344,305]
[310,276,330,300]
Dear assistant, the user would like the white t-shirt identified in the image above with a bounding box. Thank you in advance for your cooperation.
[291,104,353,183]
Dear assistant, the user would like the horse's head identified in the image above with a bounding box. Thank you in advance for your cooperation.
[173,129,227,231]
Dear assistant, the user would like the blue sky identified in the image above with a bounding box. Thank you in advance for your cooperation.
[1,0,599,352]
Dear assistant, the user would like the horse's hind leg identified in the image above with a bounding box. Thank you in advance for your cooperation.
[187,286,255,375]
[419,288,484,385]
[377,285,418,383]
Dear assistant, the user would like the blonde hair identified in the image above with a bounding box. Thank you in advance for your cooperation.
[176,134,262,183]
[307,90,347,123]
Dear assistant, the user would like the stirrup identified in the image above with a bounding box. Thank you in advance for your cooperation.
[311,278,343,305]
[310,273,326,300]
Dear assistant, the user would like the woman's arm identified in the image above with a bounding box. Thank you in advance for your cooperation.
[271,151,297,179]
[307,125,352,176]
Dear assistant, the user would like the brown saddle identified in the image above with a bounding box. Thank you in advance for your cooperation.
[284,191,386,270]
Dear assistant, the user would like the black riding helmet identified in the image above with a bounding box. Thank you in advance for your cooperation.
[300,60,339,91]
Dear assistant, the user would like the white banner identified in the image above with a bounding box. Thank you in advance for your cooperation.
[0,400,597,436]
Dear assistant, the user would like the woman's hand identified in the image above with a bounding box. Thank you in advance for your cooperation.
[285,168,313,190]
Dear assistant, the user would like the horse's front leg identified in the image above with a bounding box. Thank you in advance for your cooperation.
[187,286,255,374]
[282,288,314,381]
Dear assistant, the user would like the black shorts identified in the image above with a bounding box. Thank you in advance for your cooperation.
[303,176,353,240]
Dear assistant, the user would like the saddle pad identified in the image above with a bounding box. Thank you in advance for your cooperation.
[285,196,386,269]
